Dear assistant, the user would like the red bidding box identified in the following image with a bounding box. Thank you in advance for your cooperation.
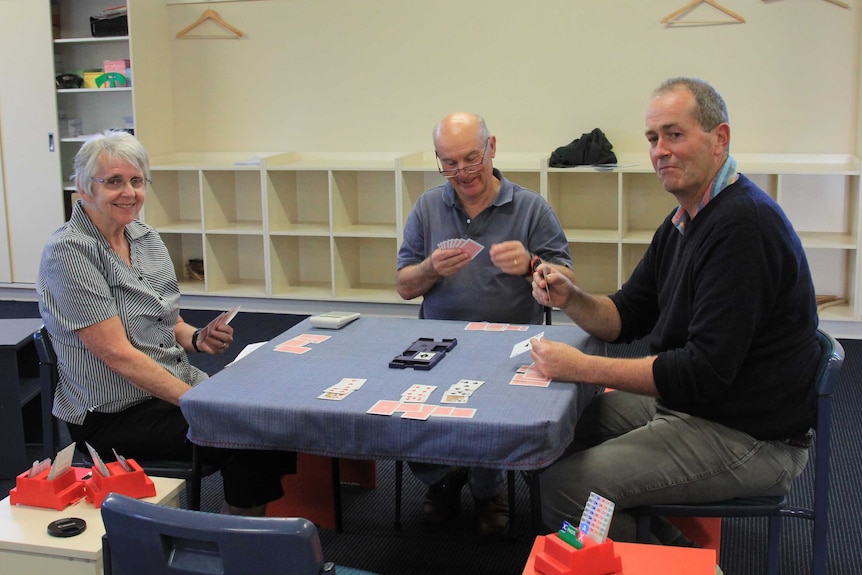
[84,458,156,508]
[534,534,622,575]
[9,467,86,511]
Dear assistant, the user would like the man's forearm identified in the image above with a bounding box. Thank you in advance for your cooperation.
[562,289,622,342]
[396,259,439,300]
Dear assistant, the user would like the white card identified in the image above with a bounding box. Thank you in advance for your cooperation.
[510,332,544,358]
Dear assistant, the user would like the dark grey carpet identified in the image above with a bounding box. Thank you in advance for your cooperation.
[2,300,860,574]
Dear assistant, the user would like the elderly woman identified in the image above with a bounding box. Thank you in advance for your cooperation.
[37,130,294,515]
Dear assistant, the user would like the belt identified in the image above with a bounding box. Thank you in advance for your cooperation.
[782,432,813,449]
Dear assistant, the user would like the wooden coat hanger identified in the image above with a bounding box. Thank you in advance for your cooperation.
[662,0,746,25]
[176,9,244,39]
[763,0,849,9]
[820,0,849,8]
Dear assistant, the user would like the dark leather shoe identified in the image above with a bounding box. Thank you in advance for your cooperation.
[422,467,468,525]
[475,492,510,538]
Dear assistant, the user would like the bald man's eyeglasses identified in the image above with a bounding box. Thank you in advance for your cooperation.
[436,138,489,178]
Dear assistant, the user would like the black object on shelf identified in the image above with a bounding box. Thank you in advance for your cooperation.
[90,14,128,37]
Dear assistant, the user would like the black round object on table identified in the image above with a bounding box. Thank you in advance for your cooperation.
[47,517,87,537]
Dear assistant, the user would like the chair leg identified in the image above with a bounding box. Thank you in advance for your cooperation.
[765,515,782,575]
[101,534,113,575]
[331,457,343,533]
[523,470,544,533]
[812,491,830,575]
[187,444,203,511]
[635,512,652,544]
[507,470,516,532]
[394,460,403,531]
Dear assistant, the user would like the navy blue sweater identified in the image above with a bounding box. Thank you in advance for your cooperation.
[610,174,820,440]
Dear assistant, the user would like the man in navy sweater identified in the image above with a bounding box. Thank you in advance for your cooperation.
[530,77,820,544]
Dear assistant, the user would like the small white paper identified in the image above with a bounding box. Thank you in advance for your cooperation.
[226,341,266,366]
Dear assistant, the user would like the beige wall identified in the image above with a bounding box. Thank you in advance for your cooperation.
[164,0,861,155]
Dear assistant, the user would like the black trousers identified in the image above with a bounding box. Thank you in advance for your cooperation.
[66,398,296,508]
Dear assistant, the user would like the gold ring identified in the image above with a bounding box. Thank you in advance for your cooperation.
[514,259,518,266]
[220,343,227,349]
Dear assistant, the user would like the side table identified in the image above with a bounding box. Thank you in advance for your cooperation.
[0,474,184,575]
[0,318,46,478]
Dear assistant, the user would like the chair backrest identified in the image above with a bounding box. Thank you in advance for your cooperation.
[814,328,843,400]
[33,325,61,457]
[101,492,327,575]
[807,329,844,529]
[812,328,844,475]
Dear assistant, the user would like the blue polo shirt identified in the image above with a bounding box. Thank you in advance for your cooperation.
[398,169,572,324]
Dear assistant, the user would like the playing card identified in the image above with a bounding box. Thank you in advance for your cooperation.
[441,393,470,404]
[511,363,552,386]
[461,239,485,259]
[465,322,488,331]
[293,333,331,344]
[214,305,241,328]
[447,379,484,396]
[400,404,437,420]
[319,377,366,400]
[510,373,552,387]
[366,400,401,416]
[275,343,311,354]
[318,390,350,400]
[510,332,544,358]
[401,384,436,403]
[200,305,241,341]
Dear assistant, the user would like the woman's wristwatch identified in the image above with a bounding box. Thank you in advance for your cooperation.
[191,328,202,352]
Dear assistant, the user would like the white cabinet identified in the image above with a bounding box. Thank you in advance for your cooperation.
[0,1,170,287]
[52,0,135,218]
[0,0,64,284]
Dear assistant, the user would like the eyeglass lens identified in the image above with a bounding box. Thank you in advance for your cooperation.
[438,138,489,177]
[95,177,148,190]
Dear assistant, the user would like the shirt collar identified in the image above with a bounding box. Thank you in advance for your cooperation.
[443,168,512,207]
[671,155,738,235]
[70,198,150,243]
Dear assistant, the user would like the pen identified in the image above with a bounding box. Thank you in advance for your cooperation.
[542,265,551,304]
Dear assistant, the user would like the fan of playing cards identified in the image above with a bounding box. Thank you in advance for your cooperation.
[437,237,484,259]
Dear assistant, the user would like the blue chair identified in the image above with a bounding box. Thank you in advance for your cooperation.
[101,492,380,575]
[634,328,844,575]
[34,326,217,511]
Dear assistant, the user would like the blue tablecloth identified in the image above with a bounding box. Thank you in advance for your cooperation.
[180,317,602,471]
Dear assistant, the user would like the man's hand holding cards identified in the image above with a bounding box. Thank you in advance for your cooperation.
[437,237,484,260]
